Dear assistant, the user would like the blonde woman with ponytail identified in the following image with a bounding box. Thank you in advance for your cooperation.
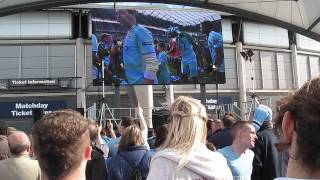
[147,96,232,180]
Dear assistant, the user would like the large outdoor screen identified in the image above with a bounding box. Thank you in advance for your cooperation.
[91,8,225,85]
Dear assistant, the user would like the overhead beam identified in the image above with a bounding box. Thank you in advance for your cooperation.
[308,15,320,31]
[0,0,320,41]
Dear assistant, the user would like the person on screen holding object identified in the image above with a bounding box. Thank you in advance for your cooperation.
[157,42,171,84]
[116,10,159,85]
[168,26,198,82]
[91,25,104,85]
[201,20,225,83]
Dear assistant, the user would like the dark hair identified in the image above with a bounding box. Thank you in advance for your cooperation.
[0,121,8,135]
[32,110,90,180]
[231,121,252,139]
[154,125,168,148]
[206,119,213,132]
[120,116,134,128]
[274,77,320,171]
[222,112,237,128]
[158,42,166,50]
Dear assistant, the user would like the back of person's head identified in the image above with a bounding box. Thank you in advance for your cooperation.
[118,125,144,149]
[120,116,134,128]
[222,112,236,128]
[8,131,30,156]
[211,119,223,133]
[206,119,213,132]
[154,125,168,148]
[32,110,91,180]
[0,121,8,136]
[88,121,99,143]
[7,127,17,136]
[158,42,166,50]
[133,118,142,130]
[274,77,320,174]
[161,96,207,168]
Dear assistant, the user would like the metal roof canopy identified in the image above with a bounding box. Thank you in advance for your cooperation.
[1,0,320,42]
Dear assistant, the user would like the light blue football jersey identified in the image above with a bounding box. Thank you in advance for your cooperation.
[123,25,156,84]
[208,31,225,72]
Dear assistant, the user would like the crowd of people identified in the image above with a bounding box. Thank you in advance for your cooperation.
[92,10,225,85]
[1,81,320,179]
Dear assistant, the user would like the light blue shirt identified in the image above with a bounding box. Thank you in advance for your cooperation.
[218,145,254,180]
[208,31,225,72]
[123,24,157,84]
[157,51,171,84]
[92,34,98,53]
[107,137,121,158]
[92,34,101,79]
[177,34,197,64]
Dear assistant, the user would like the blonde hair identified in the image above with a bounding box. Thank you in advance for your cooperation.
[118,125,144,149]
[160,96,207,168]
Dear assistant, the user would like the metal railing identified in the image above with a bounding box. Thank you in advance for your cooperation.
[86,97,272,124]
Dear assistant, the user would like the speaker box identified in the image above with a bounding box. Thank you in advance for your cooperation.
[75,108,84,116]
[33,108,44,123]
[152,108,170,129]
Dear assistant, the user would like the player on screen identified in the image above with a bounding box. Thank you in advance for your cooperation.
[201,21,225,83]
[116,10,159,85]
[168,26,198,83]
[156,42,171,84]
[97,33,113,84]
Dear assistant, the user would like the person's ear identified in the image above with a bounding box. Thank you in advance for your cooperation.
[84,146,92,160]
[282,111,295,143]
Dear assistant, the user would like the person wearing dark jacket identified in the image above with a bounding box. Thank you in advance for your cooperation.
[108,125,151,180]
[86,121,107,180]
[207,112,236,149]
[251,105,287,180]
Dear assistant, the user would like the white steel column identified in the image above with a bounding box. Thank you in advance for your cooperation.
[236,42,247,120]
[291,44,301,88]
[76,38,86,112]
[165,85,174,105]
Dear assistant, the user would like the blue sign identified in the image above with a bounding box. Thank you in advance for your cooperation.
[0,101,67,119]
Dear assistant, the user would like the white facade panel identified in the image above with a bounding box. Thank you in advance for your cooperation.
[243,21,289,48]
[309,56,320,78]
[0,11,72,39]
[221,19,233,43]
[298,55,310,85]
[297,34,320,52]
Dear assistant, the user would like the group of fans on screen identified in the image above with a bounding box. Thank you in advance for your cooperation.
[92,10,225,85]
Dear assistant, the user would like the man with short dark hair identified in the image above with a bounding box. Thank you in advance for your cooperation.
[32,110,92,180]
[0,131,41,180]
[218,121,257,180]
[208,112,237,149]
[0,121,9,160]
